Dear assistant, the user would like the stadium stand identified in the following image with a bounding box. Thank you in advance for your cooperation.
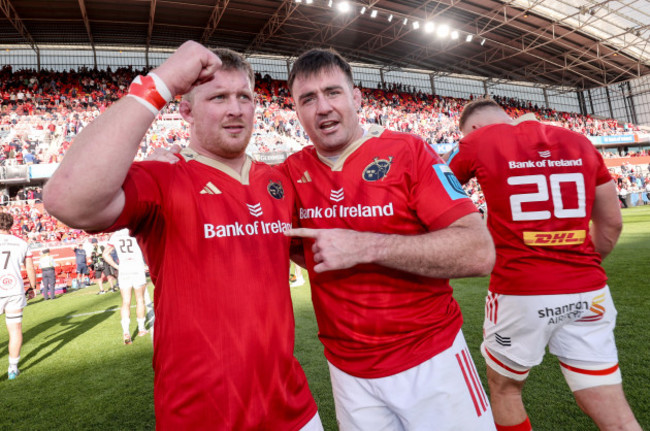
[1,66,649,293]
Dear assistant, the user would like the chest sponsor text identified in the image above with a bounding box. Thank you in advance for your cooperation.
[204,220,292,238]
[299,202,394,220]
[508,158,583,169]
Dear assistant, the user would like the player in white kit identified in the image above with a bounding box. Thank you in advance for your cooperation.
[103,228,148,344]
[0,212,36,379]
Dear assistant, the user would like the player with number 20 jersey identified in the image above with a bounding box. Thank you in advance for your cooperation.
[446,99,641,431]
[448,120,611,295]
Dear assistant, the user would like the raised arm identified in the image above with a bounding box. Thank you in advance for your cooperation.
[288,212,495,278]
[43,41,221,231]
[590,180,623,259]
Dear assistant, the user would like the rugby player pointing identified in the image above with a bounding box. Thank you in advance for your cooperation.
[284,49,497,431]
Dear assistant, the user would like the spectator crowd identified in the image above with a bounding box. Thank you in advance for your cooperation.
[1,65,649,246]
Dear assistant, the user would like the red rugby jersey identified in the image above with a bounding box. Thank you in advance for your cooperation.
[109,149,316,431]
[448,120,611,295]
[282,125,477,378]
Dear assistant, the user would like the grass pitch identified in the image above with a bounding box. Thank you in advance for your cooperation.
[0,206,648,430]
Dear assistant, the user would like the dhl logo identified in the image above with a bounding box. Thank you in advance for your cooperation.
[523,230,586,246]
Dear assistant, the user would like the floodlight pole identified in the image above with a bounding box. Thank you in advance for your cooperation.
[605,87,615,119]
[623,81,638,124]
[77,0,97,69]
[577,90,588,116]
[543,88,550,109]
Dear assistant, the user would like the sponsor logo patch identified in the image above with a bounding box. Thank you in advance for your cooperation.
[0,274,17,291]
[523,230,586,246]
[432,164,467,200]
[538,299,590,324]
[576,293,606,322]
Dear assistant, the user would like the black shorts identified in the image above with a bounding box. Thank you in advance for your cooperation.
[102,265,117,277]
[76,263,89,275]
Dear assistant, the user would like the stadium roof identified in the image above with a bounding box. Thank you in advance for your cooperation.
[2,0,650,90]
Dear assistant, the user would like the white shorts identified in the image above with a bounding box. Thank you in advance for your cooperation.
[328,330,495,431]
[0,294,26,315]
[300,412,324,431]
[482,285,619,370]
[118,271,147,290]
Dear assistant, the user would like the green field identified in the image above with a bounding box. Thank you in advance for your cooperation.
[1,206,648,430]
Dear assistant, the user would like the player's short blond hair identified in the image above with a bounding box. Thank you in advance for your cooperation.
[459,98,502,132]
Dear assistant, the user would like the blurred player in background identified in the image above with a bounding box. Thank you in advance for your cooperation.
[103,228,148,345]
[446,98,641,431]
[38,248,56,300]
[0,212,36,380]
[90,238,108,295]
[100,245,119,292]
[44,42,321,430]
[73,244,89,289]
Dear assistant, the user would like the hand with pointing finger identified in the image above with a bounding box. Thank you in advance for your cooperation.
[286,227,371,273]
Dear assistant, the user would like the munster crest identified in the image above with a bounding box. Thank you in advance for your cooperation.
[362,157,393,181]
[267,180,284,199]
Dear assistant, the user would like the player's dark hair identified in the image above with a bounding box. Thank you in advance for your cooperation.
[459,98,501,132]
[288,48,354,92]
[0,212,14,231]
[212,48,255,90]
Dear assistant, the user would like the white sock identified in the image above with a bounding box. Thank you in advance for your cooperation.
[121,318,130,335]
[8,356,19,371]
[137,318,146,332]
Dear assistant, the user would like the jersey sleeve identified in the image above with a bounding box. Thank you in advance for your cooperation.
[591,145,613,186]
[409,137,477,230]
[106,162,168,235]
[446,137,477,184]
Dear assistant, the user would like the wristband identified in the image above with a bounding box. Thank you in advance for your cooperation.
[127,72,173,115]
